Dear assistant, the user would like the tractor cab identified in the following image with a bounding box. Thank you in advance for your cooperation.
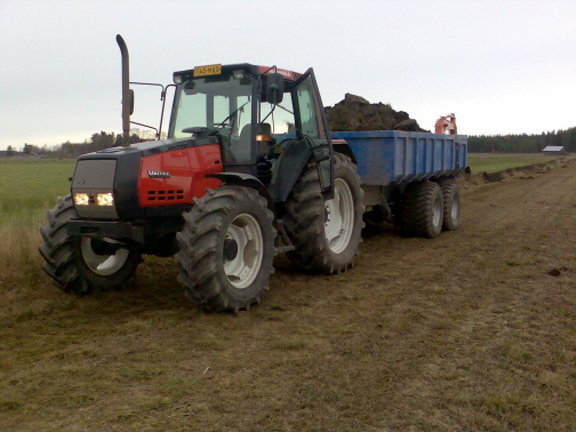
[168,64,334,198]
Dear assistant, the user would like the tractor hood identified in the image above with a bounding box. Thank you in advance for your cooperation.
[86,136,219,158]
[71,135,221,220]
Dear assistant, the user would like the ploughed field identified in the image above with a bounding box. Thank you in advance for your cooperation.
[0,157,575,431]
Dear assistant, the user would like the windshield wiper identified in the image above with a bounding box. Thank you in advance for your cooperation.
[207,99,251,135]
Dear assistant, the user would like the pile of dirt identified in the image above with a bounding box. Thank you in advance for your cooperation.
[325,93,427,132]
[461,159,564,188]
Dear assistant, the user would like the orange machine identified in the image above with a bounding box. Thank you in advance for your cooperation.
[434,113,457,135]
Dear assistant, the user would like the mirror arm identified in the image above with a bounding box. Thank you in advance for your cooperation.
[158,84,176,140]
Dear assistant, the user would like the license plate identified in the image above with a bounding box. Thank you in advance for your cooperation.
[193,64,222,77]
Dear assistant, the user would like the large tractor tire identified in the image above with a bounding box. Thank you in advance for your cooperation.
[39,196,141,294]
[436,177,460,231]
[399,181,444,238]
[175,186,275,312]
[284,152,365,274]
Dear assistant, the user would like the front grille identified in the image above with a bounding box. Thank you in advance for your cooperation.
[71,159,119,219]
[145,189,185,203]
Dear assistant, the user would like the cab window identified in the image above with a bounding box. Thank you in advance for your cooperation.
[295,76,326,140]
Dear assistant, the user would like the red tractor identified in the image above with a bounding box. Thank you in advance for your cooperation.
[39,35,364,312]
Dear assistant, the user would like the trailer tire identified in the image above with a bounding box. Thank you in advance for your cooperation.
[284,153,364,273]
[39,195,141,294]
[400,181,444,238]
[175,186,275,312]
[436,178,460,231]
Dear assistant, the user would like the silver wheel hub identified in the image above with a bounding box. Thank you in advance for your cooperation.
[80,237,130,276]
[432,196,443,228]
[324,178,355,254]
[223,213,264,289]
[450,195,460,221]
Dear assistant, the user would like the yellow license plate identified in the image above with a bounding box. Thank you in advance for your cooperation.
[193,64,222,77]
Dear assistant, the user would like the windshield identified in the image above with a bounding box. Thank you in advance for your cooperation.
[168,73,254,161]
[260,96,295,136]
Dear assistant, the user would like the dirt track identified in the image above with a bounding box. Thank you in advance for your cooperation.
[1,159,575,431]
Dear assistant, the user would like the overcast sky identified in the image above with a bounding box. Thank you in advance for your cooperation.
[1,0,575,149]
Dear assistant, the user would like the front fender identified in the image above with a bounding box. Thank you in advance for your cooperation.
[206,172,273,208]
[269,139,313,203]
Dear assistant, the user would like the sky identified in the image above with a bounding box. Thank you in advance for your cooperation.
[1,0,575,149]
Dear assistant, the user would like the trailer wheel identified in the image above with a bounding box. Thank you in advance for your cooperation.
[175,186,275,312]
[400,181,444,238]
[39,195,140,294]
[436,178,460,231]
[284,153,365,273]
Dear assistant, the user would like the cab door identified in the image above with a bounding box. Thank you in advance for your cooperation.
[293,69,333,196]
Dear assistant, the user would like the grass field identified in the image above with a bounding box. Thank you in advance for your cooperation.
[1,155,574,431]
[467,153,555,174]
[0,159,74,281]
[0,159,74,224]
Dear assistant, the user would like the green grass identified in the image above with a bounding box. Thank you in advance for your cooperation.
[0,159,74,224]
[467,153,555,174]
[1,155,575,432]
[0,159,75,279]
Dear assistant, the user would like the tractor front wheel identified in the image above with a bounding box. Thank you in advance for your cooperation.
[175,186,275,312]
[39,195,141,294]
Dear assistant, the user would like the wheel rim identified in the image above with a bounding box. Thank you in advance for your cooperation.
[432,195,443,228]
[324,178,355,254]
[450,194,460,221]
[80,237,130,276]
[223,213,264,289]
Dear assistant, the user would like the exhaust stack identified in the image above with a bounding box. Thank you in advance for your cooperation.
[116,34,133,143]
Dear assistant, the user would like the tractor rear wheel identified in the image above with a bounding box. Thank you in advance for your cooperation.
[399,181,444,238]
[284,153,365,273]
[436,177,460,231]
[175,186,275,312]
[39,195,141,294]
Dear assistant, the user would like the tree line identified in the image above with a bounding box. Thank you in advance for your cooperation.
[468,127,575,153]
[13,131,151,159]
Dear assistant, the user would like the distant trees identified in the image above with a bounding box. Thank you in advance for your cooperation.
[469,128,576,153]
[23,144,37,154]
[7,130,146,159]
[56,131,144,158]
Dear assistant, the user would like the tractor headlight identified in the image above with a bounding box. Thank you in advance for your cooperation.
[74,193,90,206]
[96,192,114,207]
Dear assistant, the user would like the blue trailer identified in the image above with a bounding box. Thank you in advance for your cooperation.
[332,130,467,185]
[331,130,468,238]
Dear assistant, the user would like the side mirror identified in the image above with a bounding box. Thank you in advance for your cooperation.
[263,73,284,105]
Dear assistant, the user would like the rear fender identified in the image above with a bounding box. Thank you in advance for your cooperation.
[269,139,313,203]
[332,139,356,164]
